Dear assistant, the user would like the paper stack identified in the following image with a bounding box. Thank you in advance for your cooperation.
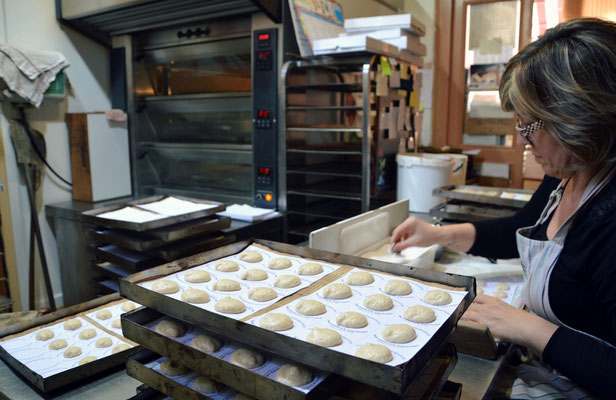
[217,204,280,222]
[312,14,426,66]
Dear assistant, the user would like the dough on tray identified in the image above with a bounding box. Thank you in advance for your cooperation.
[230,348,265,369]
[493,291,508,298]
[239,251,263,263]
[322,283,352,299]
[336,312,368,329]
[403,305,436,323]
[184,269,211,283]
[216,260,240,272]
[240,269,268,281]
[423,289,452,306]
[273,275,301,288]
[268,257,292,270]
[276,364,313,387]
[111,319,122,329]
[476,280,487,287]
[495,283,510,291]
[247,287,277,302]
[112,344,131,354]
[298,262,323,275]
[355,344,393,363]
[63,346,82,358]
[214,297,246,314]
[63,319,82,331]
[155,319,187,338]
[346,271,374,286]
[160,359,189,376]
[49,339,68,350]
[96,309,112,320]
[213,279,241,292]
[477,287,484,295]
[295,299,326,316]
[181,287,210,303]
[193,376,223,394]
[35,329,54,341]
[191,334,222,353]
[79,356,97,365]
[306,328,342,347]
[121,302,137,312]
[259,313,294,331]
[382,324,416,343]
[151,280,180,294]
[384,280,412,296]
[95,337,113,348]
[79,329,97,340]
[363,294,393,311]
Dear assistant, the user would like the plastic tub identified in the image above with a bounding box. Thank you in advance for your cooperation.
[396,153,454,212]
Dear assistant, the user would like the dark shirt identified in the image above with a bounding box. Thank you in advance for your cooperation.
[468,175,616,398]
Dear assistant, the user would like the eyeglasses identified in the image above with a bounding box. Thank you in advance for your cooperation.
[515,117,544,145]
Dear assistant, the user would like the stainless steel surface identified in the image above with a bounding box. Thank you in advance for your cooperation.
[80,196,225,232]
[58,0,280,44]
[123,308,329,399]
[0,359,141,400]
[120,239,475,394]
[430,201,518,222]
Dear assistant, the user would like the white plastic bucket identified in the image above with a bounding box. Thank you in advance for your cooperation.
[396,153,454,212]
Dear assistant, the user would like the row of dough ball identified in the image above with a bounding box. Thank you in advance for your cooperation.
[153,321,315,389]
[476,281,510,298]
[292,299,437,323]
[322,282,453,306]
[45,336,130,361]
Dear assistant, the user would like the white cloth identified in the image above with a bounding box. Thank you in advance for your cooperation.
[495,165,616,399]
[0,45,69,107]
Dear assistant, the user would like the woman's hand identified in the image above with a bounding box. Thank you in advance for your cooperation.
[390,217,476,253]
[461,294,558,355]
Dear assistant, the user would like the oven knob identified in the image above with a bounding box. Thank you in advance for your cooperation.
[177,31,184,38]
[185,29,193,38]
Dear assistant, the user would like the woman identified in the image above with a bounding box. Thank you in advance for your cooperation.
[391,18,616,398]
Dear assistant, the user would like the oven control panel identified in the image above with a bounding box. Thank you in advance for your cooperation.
[252,28,278,209]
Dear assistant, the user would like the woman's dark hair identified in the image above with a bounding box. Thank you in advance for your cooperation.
[500,18,616,170]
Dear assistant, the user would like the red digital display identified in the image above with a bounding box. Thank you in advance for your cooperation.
[259,33,270,40]
[257,110,270,119]
[258,167,271,176]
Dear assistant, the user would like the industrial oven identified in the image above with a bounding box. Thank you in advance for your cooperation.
[57,0,292,209]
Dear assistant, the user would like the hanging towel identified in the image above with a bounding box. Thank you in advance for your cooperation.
[0,45,69,107]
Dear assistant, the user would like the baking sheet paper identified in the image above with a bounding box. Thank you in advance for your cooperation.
[138,245,339,321]
[247,268,467,367]
[97,196,216,222]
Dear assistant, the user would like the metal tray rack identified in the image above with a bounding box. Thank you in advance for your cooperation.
[0,293,140,393]
[122,307,339,400]
[119,239,475,395]
[80,195,226,232]
[432,185,534,208]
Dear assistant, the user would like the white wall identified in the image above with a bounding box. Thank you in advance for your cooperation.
[0,0,111,309]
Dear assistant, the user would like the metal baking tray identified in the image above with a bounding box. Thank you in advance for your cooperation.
[429,200,518,222]
[0,293,140,392]
[122,308,338,400]
[88,244,164,270]
[119,239,475,395]
[432,185,534,208]
[86,216,232,252]
[80,195,225,232]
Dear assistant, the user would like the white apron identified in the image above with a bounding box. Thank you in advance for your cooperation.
[496,166,616,399]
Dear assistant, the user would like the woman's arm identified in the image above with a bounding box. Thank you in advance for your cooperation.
[461,294,558,355]
[391,217,476,253]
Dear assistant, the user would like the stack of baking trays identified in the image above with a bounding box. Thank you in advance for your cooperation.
[119,238,475,399]
[430,185,534,222]
[0,293,141,393]
[82,195,234,294]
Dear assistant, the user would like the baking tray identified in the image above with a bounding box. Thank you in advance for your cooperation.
[122,308,338,400]
[119,239,475,394]
[86,216,232,252]
[429,200,518,222]
[432,185,534,208]
[87,244,164,270]
[80,195,226,232]
[0,294,140,392]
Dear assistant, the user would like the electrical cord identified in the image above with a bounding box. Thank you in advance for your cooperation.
[18,107,72,187]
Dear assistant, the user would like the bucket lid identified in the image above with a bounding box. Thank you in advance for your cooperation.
[396,153,454,167]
